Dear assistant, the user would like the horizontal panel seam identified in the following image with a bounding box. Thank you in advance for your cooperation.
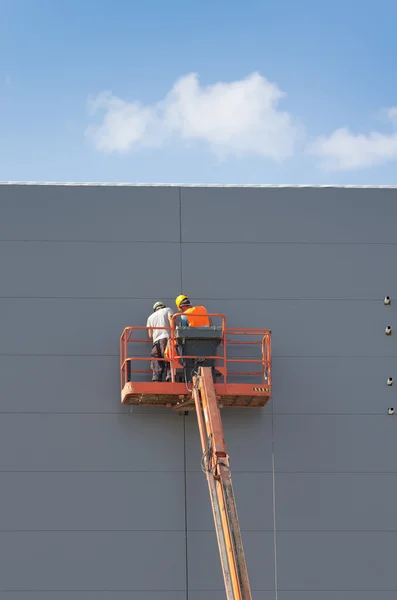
[0,405,385,418]
[1,354,395,358]
[0,529,396,533]
[0,240,179,244]
[0,297,391,301]
[0,352,397,361]
[1,239,397,246]
[0,592,181,595]
[0,586,397,594]
[182,241,397,246]
[0,591,393,594]
[0,470,396,474]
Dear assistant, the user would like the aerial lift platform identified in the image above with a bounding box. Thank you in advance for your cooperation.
[120,313,272,600]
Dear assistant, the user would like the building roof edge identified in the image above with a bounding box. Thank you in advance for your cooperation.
[0,181,396,189]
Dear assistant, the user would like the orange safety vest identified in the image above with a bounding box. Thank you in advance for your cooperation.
[183,305,211,327]
[164,338,182,366]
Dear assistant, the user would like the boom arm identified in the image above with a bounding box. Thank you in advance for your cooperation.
[192,367,252,600]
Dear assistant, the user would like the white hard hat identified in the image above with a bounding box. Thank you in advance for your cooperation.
[153,301,166,311]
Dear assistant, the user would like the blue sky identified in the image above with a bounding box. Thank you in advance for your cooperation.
[1,0,397,184]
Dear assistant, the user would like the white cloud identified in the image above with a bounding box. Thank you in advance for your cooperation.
[85,72,301,160]
[387,107,397,126]
[310,107,397,170]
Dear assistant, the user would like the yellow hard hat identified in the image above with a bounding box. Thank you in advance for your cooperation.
[175,294,190,310]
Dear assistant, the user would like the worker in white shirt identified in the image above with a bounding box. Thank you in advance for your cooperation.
[146,301,174,382]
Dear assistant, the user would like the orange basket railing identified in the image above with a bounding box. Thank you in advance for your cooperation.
[120,313,271,390]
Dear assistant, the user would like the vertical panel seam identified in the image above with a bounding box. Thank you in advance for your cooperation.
[272,401,279,599]
[179,186,183,290]
[183,406,189,599]
[180,186,189,599]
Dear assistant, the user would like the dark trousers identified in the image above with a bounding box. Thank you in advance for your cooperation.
[151,338,171,382]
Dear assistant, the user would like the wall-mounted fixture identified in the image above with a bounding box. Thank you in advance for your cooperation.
[385,326,392,336]
[384,296,391,306]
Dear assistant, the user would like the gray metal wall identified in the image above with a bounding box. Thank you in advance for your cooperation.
[0,183,396,599]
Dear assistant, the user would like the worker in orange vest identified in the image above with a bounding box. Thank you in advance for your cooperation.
[175,295,213,327]
[175,295,218,383]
